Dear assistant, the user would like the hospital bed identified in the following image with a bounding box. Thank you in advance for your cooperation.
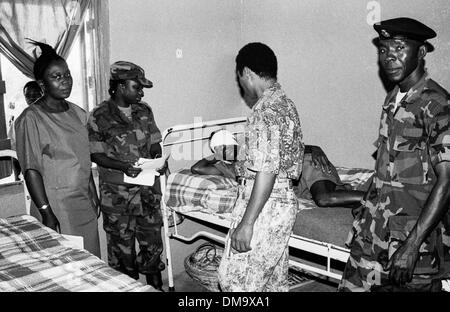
[0,214,155,292]
[159,117,374,291]
[0,150,155,292]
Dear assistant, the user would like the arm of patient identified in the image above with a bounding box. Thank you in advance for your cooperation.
[310,180,365,209]
[191,157,224,176]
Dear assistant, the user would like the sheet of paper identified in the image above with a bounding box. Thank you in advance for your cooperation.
[123,154,169,186]
[134,153,170,170]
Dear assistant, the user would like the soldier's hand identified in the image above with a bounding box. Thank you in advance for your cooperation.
[122,164,142,178]
[386,242,420,285]
[156,160,168,175]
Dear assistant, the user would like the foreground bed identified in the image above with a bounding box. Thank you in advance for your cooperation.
[0,215,155,292]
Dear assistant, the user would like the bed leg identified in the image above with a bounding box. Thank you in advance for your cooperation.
[326,243,331,274]
[161,175,175,291]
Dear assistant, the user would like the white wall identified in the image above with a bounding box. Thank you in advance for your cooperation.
[109,0,450,170]
[109,0,248,133]
[240,0,450,168]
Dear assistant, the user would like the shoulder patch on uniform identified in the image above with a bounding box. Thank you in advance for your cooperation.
[92,101,111,117]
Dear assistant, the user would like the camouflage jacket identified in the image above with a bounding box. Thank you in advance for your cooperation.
[236,82,304,180]
[88,99,162,184]
[367,72,450,217]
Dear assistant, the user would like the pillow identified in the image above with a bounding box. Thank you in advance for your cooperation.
[336,167,374,191]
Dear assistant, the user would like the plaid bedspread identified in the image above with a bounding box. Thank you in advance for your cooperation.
[0,215,154,292]
[165,169,239,214]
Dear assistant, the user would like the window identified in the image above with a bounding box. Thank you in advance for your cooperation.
[0,1,109,178]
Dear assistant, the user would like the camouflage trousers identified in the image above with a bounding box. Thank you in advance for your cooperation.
[100,182,164,279]
[338,202,446,291]
[338,235,390,292]
[218,179,298,292]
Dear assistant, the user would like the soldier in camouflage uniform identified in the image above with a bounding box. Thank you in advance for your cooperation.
[339,18,450,292]
[87,61,165,290]
[217,43,304,292]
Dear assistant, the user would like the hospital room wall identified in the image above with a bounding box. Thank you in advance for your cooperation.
[108,0,450,170]
[240,0,450,169]
[108,0,246,139]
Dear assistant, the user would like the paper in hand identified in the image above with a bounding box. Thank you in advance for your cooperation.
[123,154,170,186]
[134,153,170,170]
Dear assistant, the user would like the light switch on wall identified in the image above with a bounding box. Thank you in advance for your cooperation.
[176,48,183,59]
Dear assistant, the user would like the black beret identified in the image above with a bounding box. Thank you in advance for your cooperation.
[374,17,436,51]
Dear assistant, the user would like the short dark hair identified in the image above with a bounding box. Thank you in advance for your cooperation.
[235,42,277,79]
[108,79,126,98]
[28,40,66,80]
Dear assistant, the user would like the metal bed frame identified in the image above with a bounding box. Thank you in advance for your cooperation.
[159,117,350,291]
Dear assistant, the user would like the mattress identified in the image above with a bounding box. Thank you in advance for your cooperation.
[292,205,353,248]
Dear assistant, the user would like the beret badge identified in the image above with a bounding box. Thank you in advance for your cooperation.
[380,29,390,38]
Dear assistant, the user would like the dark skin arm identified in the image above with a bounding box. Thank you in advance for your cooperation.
[310,180,364,209]
[24,169,60,232]
[88,172,100,217]
[231,172,276,253]
[386,161,450,285]
[149,142,168,175]
[305,145,365,211]
[91,153,142,177]
[191,158,223,176]
[149,142,162,158]
[91,143,166,177]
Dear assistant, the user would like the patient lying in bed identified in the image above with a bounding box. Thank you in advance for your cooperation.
[191,130,366,213]
[164,130,374,248]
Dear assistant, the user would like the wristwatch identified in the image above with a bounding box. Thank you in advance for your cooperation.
[39,204,49,210]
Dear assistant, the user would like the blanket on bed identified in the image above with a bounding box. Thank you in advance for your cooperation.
[0,215,154,292]
[165,169,239,214]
